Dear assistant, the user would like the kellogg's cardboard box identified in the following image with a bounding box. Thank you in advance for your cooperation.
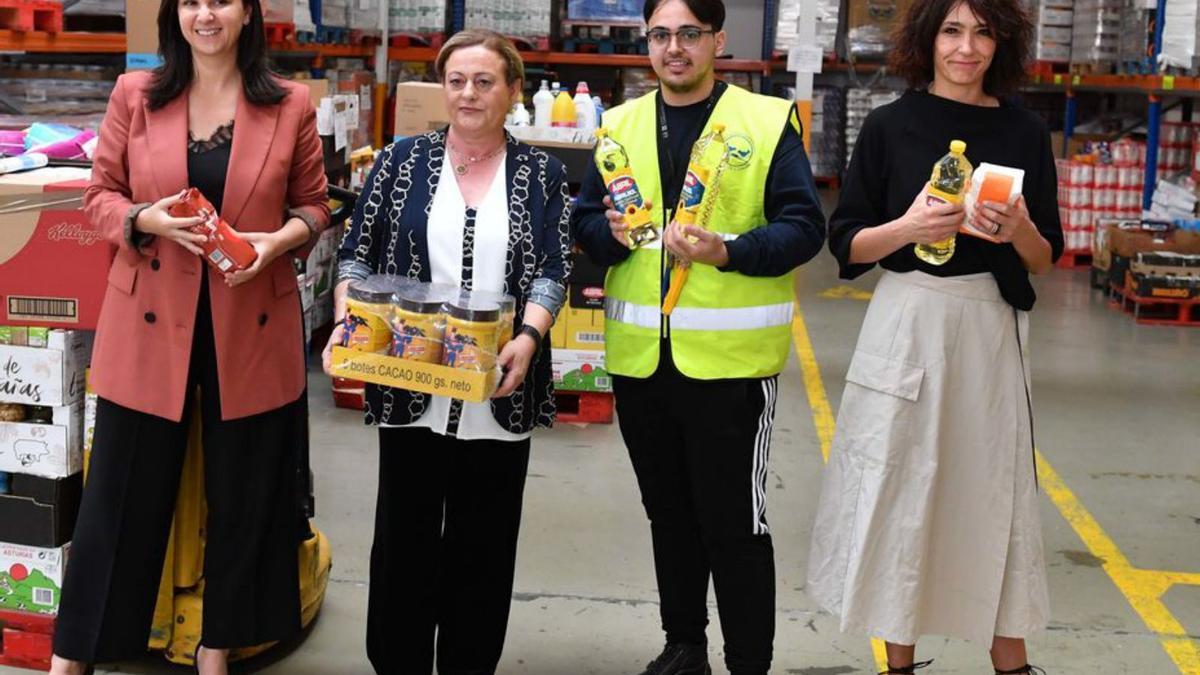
[0,167,112,330]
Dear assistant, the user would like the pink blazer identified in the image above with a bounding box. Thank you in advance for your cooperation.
[86,71,330,422]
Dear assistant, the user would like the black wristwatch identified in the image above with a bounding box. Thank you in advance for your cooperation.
[516,324,543,353]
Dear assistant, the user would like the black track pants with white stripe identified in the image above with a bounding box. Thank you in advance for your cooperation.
[613,362,778,675]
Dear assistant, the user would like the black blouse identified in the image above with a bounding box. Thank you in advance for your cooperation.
[187,121,234,212]
[828,91,1064,310]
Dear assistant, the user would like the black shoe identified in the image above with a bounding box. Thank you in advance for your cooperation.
[637,643,711,675]
[995,665,1047,675]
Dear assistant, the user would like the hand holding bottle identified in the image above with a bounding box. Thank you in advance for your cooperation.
[899,184,964,246]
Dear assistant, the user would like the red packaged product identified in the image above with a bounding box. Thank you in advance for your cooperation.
[167,188,258,273]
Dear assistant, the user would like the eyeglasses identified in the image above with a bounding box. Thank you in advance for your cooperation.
[445,75,499,94]
[646,27,716,49]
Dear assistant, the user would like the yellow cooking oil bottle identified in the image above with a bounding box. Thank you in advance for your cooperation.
[594,127,658,247]
[916,139,972,265]
[663,123,730,315]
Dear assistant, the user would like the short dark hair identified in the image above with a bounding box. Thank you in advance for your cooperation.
[643,0,725,31]
[146,0,286,111]
[890,0,1032,97]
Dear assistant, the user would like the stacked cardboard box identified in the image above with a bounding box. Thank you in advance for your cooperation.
[552,253,610,394]
[0,329,91,633]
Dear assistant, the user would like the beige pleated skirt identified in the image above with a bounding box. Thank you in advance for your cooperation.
[806,270,1050,646]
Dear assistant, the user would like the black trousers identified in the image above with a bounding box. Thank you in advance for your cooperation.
[367,426,531,675]
[53,279,302,663]
[613,359,779,675]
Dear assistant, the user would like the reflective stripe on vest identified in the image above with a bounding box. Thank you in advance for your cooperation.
[606,298,794,331]
[601,86,797,380]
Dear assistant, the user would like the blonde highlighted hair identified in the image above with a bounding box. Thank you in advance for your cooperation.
[434,29,526,85]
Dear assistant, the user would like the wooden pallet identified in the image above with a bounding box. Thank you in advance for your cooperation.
[0,609,54,671]
[263,21,295,44]
[1057,250,1093,269]
[1109,282,1200,326]
[555,390,614,424]
[0,0,62,33]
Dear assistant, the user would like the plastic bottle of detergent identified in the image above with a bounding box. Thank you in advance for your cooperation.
[551,89,576,128]
[573,82,597,132]
[532,80,554,128]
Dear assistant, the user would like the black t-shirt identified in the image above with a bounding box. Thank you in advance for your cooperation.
[659,91,718,211]
[828,90,1064,310]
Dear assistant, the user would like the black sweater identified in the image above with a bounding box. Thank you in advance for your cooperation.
[828,90,1064,310]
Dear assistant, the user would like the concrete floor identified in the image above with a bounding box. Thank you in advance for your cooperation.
[8,212,1199,674]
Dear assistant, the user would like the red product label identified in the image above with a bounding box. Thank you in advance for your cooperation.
[168,188,258,273]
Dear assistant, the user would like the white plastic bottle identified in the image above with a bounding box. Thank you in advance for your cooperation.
[532,80,554,128]
[574,81,597,132]
[511,96,531,127]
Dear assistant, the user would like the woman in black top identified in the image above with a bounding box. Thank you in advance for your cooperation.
[806,2,1062,674]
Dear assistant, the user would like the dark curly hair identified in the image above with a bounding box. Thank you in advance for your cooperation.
[889,0,1032,97]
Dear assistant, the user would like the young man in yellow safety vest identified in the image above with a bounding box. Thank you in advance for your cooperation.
[571,1,826,674]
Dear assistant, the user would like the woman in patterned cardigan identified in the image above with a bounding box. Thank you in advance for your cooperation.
[323,29,572,675]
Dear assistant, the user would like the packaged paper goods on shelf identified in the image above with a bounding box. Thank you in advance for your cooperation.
[1027,0,1075,63]
[846,0,912,59]
[294,0,314,31]
[387,0,446,34]
[0,541,68,615]
[774,0,840,57]
[1162,0,1200,70]
[464,0,551,38]
[1071,0,1127,66]
[844,88,901,167]
[809,86,845,179]
[349,0,378,33]
[320,0,349,28]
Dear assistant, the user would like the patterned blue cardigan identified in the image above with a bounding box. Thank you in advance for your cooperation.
[337,129,573,433]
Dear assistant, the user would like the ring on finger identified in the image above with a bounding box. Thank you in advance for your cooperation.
[991,221,1001,235]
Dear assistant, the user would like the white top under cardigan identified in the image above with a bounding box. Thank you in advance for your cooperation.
[383,151,530,442]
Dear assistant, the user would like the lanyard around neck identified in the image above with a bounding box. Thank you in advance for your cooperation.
[655,80,727,215]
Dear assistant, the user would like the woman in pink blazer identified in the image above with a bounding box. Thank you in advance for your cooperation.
[49,0,328,670]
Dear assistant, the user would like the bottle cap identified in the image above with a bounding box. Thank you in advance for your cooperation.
[950,140,966,153]
[595,127,608,138]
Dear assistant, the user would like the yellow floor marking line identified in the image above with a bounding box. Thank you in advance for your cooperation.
[818,285,874,301]
[790,312,835,463]
[792,305,1200,674]
[1036,452,1200,674]
[791,308,888,671]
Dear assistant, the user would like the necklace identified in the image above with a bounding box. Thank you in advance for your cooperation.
[448,140,506,175]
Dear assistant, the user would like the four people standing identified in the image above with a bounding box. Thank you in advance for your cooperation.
[66,0,1066,671]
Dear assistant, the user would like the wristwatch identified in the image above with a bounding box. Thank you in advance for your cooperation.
[517,324,543,353]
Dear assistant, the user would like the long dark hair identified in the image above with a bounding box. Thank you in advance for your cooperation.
[890,0,1032,97]
[146,0,287,110]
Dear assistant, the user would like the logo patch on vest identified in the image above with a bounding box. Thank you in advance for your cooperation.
[725,134,754,170]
